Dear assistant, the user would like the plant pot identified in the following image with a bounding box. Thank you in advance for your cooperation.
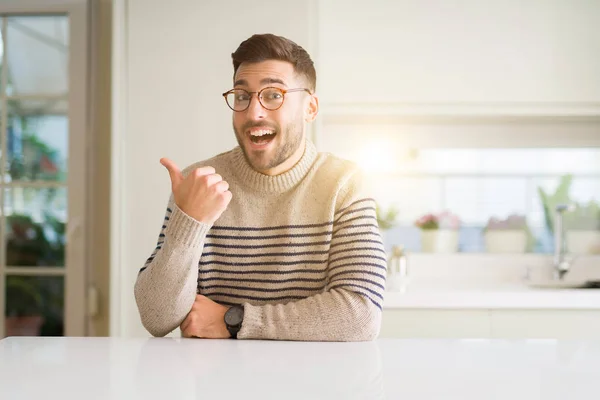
[420,229,459,253]
[5,315,44,336]
[484,230,527,253]
[566,230,600,254]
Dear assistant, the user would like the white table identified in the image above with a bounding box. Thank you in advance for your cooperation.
[1,337,598,399]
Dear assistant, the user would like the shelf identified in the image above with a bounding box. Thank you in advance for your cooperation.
[320,102,600,123]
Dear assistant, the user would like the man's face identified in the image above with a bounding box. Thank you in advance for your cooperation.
[231,60,315,175]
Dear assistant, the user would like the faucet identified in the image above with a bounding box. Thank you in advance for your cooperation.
[553,204,576,280]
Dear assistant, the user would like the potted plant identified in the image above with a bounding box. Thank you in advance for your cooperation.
[3,212,66,337]
[538,175,600,254]
[414,211,461,253]
[375,203,399,231]
[563,201,600,254]
[483,214,530,253]
[5,276,45,337]
[375,202,399,248]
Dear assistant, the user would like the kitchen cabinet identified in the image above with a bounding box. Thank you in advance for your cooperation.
[318,0,600,114]
[490,310,600,339]
[380,309,600,339]
[380,309,491,338]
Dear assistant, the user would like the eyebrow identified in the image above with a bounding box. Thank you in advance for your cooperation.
[234,77,288,87]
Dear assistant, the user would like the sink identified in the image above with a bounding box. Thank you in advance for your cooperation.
[523,264,600,289]
[526,280,600,289]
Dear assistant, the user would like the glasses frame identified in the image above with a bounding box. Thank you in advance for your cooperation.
[222,87,312,112]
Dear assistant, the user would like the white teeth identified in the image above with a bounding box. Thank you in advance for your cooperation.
[249,130,275,137]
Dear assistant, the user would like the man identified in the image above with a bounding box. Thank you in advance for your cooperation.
[135,33,386,341]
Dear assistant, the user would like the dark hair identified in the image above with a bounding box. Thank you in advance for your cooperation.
[231,33,316,92]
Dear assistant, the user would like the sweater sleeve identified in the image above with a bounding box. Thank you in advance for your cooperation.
[237,169,387,341]
[134,199,212,337]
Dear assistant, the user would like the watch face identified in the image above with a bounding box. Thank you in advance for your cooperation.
[225,306,244,326]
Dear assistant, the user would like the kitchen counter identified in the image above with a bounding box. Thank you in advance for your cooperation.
[1,337,598,399]
[383,284,600,309]
[380,254,600,310]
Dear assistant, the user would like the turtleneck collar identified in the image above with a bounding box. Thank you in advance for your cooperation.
[231,140,318,193]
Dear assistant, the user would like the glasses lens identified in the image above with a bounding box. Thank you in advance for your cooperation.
[227,89,250,111]
[259,88,284,110]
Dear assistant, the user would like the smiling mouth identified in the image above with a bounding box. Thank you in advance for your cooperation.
[248,129,277,145]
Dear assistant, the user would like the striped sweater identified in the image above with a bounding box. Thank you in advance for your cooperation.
[134,140,387,341]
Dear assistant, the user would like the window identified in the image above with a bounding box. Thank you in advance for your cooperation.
[0,2,87,338]
[318,118,600,256]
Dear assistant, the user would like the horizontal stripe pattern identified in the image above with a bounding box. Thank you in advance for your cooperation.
[142,199,385,309]
[142,207,173,269]
[204,240,331,249]
[199,221,331,304]
[326,198,386,309]
[195,197,385,307]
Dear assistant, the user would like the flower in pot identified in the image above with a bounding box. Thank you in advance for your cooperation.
[415,211,461,253]
[483,214,531,253]
[5,276,45,337]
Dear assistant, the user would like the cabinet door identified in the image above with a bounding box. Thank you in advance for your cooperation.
[491,310,600,339]
[380,309,491,338]
[319,0,600,107]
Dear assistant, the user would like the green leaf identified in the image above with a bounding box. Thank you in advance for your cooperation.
[376,203,399,231]
[537,174,573,233]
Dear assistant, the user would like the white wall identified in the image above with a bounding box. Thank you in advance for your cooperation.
[111,0,315,337]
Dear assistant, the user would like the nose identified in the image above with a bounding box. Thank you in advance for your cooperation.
[245,94,267,120]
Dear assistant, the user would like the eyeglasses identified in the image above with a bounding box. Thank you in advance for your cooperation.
[222,87,312,112]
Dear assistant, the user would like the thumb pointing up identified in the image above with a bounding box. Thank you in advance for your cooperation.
[160,158,184,192]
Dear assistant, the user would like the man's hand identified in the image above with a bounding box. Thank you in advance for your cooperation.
[160,158,232,225]
[180,295,231,339]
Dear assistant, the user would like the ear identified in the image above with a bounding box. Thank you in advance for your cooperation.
[304,93,319,122]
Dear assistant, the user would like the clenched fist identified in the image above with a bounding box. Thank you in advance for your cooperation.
[180,295,230,339]
[160,158,232,225]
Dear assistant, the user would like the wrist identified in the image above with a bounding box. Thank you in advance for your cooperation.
[173,203,213,226]
[217,304,231,338]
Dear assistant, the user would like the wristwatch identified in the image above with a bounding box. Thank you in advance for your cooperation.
[224,304,244,339]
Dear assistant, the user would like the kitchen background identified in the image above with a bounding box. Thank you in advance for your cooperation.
[1,0,599,339]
